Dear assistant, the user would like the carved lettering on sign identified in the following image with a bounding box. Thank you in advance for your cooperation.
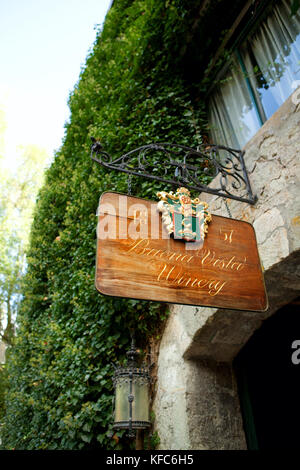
[95,192,268,312]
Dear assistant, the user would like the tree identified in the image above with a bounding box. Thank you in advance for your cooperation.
[0,99,50,449]
[0,139,49,346]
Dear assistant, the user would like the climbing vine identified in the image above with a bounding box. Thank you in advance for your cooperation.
[1,0,264,449]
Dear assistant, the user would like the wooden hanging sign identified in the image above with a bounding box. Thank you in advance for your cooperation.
[95,191,268,312]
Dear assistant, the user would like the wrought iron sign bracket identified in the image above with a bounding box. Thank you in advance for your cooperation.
[90,138,257,205]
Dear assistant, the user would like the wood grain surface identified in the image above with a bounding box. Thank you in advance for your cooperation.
[95,192,268,312]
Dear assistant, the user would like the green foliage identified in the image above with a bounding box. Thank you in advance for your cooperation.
[0,142,49,346]
[149,430,161,449]
[291,0,300,16]
[0,365,7,420]
[2,0,211,450]
[144,411,161,449]
[0,364,7,449]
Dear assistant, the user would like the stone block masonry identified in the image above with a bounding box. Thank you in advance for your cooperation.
[153,90,300,449]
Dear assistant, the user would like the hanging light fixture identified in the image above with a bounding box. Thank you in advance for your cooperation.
[113,335,151,437]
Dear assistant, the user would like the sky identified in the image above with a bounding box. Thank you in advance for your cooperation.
[0,0,112,169]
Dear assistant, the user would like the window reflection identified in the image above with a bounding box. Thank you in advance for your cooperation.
[209,0,300,149]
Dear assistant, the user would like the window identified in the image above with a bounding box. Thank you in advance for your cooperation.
[208,0,300,149]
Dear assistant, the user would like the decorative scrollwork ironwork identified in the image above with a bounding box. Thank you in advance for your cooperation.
[90,138,257,204]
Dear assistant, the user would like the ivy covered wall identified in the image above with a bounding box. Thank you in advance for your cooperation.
[1,0,245,450]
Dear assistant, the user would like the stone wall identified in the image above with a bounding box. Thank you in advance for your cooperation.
[153,90,300,449]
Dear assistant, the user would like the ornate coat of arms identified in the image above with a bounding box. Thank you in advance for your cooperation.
[157,187,212,242]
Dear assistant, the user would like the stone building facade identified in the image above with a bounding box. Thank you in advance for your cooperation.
[153,90,300,449]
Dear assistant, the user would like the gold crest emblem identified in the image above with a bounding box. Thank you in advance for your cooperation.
[157,187,211,242]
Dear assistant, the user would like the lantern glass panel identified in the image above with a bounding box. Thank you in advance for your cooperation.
[132,379,149,423]
[115,379,130,423]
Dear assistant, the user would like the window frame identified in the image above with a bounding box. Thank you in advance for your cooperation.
[205,0,296,147]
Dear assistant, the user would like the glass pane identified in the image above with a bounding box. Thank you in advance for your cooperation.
[240,0,300,120]
[132,380,149,423]
[114,381,130,423]
[208,57,262,149]
[208,0,300,150]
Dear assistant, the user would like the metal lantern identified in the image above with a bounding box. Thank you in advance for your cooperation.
[113,336,151,436]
